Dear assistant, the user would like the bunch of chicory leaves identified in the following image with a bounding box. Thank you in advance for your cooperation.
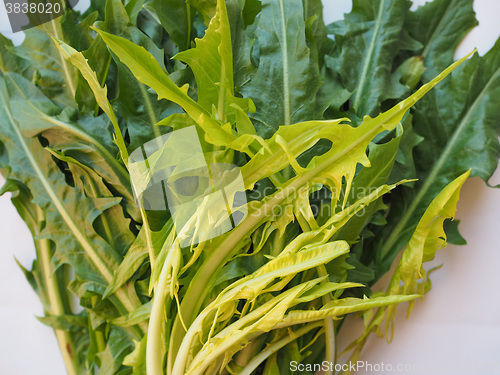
[0,0,499,374]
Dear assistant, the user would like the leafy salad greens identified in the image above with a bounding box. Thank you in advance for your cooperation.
[0,0,499,374]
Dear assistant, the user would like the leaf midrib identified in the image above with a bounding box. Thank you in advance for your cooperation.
[36,207,78,373]
[138,82,160,136]
[421,0,454,59]
[50,21,76,98]
[278,0,291,125]
[352,0,386,111]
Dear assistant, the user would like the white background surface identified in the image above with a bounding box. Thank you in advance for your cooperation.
[0,0,499,374]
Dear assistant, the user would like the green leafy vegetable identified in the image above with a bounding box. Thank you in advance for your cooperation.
[0,0,498,374]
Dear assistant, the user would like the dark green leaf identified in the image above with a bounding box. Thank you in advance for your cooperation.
[241,0,323,136]
[325,0,411,119]
[405,0,478,82]
[146,0,195,51]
